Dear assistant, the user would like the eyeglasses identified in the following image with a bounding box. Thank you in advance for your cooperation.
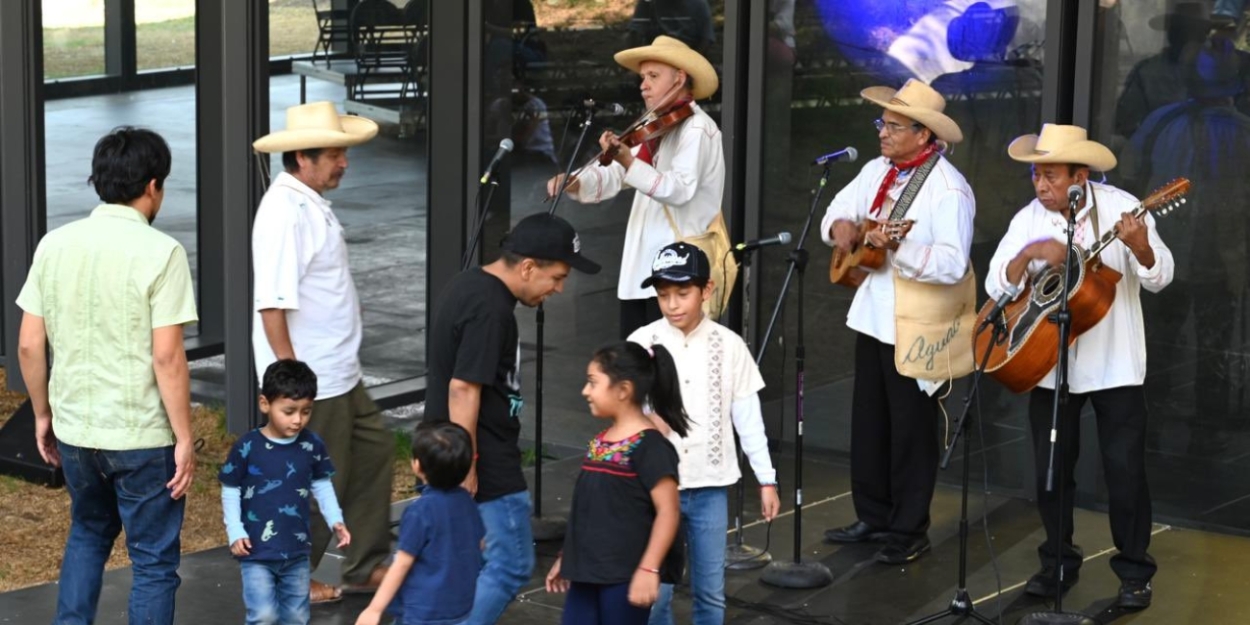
[874,118,921,134]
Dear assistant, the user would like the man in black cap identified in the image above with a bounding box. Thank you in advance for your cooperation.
[424,213,600,625]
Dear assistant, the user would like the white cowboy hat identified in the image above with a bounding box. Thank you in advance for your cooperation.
[860,79,963,144]
[614,36,720,100]
[252,101,379,153]
[1008,123,1117,171]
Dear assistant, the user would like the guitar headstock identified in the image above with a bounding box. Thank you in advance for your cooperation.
[1142,177,1191,217]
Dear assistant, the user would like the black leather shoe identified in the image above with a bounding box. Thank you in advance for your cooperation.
[823,520,890,544]
[874,535,930,565]
[1024,567,1079,597]
[1118,580,1152,609]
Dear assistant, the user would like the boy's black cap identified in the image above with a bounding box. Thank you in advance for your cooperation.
[501,214,601,274]
[641,242,710,288]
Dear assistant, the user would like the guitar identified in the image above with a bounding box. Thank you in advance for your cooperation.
[973,178,1190,393]
[828,219,915,288]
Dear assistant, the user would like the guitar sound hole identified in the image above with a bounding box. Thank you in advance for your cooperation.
[1038,273,1062,299]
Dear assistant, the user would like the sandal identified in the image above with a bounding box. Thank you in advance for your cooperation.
[309,579,343,604]
[341,564,389,595]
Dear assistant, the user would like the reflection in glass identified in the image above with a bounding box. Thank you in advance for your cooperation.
[135,0,196,71]
[1094,0,1250,530]
[42,0,106,79]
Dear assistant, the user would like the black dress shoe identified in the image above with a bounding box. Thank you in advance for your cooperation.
[1023,566,1079,597]
[874,535,930,565]
[1118,580,1152,609]
[823,520,890,544]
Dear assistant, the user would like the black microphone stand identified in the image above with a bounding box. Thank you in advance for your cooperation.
[724,247,772,571]
[904,308,1004,625]
[1020,191,1096,625]
[757,161,835,589]
[462,179,499,271]
[529,104,597,541]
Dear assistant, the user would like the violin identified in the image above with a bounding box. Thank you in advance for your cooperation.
[595,99,694,166]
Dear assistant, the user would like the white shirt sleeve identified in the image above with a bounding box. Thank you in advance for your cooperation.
[986,207,1037,300]
[731,394,776,485]
[892,183,974,284]
[252,199,307,311]
[1130,212,1174,293]
[820,165,873,247]
[622,124,720,208]
[568,159,628,204]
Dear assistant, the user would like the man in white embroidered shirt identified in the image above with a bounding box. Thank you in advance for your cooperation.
[819,79,974,566]
[250,102,393,603]
[986,124,1174,610]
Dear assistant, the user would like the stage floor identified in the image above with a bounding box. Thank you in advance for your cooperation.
[4,450,1248,625]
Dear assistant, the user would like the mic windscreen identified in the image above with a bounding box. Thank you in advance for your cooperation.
[500,138,515,152]
[845,147,858,163]
[778,232,793,244]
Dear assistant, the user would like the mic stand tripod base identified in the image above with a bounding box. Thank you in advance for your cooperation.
[1018,611,1097,625]
[759,560,833,589]
[724,542,771,571]
[530,515,567,542]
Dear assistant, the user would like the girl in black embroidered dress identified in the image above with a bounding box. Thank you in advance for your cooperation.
[545,342,688,625]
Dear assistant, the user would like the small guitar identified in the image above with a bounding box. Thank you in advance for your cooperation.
[829,219,915,288]
[973,178,1190,393]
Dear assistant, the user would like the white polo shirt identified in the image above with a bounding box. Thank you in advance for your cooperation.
[629,316,776,489]
[251,172,363,400]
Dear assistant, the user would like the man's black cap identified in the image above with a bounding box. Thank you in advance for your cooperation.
[640,242,710,288]
[500,213,601,274]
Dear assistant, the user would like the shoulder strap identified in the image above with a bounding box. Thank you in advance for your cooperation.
[661,204,683,239]
[888,150,942,221]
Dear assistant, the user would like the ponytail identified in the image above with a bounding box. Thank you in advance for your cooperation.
[591,342,690,437]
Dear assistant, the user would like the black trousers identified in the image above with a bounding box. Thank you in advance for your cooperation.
[619,297,662,340]
[1027,385,1157,583]
[850,332,941,537]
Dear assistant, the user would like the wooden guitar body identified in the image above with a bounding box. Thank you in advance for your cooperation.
[828,221,889,287]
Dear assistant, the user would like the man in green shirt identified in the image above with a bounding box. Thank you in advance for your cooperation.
[16,127,199,625]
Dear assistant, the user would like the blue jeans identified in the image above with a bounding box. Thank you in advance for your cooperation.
[465,490,534,625]
[648,487,728,625]
[54,442,184,625]
[240,559,311,625]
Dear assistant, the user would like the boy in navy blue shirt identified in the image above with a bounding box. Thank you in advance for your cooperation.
[356,421,486,625]
[220,359,351,624]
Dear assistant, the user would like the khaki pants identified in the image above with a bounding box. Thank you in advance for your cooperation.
[307,382,394,583]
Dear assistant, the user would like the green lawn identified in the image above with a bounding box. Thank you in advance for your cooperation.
[43,6,321,79]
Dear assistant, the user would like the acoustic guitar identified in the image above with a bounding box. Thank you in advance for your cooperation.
[828,219,915,288]
[972,178,1190,393]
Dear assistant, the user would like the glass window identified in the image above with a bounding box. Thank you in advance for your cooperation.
[271,0,323,59]
[758,0,1048,493]
[43,0,106,79]
[267,0,429,385]
[1091,0,1250,530]
[136,0,197,71]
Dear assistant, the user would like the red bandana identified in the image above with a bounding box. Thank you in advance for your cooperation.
[870,143,939,217]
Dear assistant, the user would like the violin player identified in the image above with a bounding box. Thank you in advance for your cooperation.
[546,35,725,338]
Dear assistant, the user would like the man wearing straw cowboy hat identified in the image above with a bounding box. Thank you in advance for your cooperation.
[986,124,1173,609]
[819,78,974,565]
[545,35,726,339]
[251,101,393,604]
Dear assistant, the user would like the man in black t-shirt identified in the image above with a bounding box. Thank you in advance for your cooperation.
[425,213,600,625]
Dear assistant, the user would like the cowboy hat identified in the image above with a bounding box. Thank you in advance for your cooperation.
[253,101,379,153]
[860,79,963,144]
[1007,124,1117,171]
[1149,1,1212,31]
[614,36,719,100]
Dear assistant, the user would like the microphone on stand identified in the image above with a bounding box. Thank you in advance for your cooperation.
[734,232,793,254]
[479,138,515,185]
[1067,184,1084,206]
[978,283,1021,333]
[583,100,627,116]
[812,146,858,166]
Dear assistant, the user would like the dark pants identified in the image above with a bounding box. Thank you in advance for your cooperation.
[849,332,941,538]
[562,582,651,625]
[620,297,662,340]
[1028,385,1157,583]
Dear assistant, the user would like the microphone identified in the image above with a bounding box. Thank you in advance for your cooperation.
[479,138,514,185]
[583,100,627,116]
[978,283,1021,332]
[1067,184,1084,205]
[734,232,793,253]
[812,146,859,166]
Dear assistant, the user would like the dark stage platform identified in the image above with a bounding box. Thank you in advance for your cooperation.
[4,451,1248,624]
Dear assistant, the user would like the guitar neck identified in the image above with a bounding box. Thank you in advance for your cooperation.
[1086,201,1146,258]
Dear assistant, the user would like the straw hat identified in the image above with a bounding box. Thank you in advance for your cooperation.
[614,36,719,100]
[860,79,963,144]
[1007,124,1117,171]
[253,101,379,153]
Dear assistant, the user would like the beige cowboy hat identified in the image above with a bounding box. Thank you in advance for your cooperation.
[614,36,719,100]
[252,101,379,153]
[861,78,963,144]
[1007,123,1117,171]
[1149,1,1212,31]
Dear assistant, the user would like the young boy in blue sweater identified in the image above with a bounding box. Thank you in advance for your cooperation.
[220,359,351,624]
